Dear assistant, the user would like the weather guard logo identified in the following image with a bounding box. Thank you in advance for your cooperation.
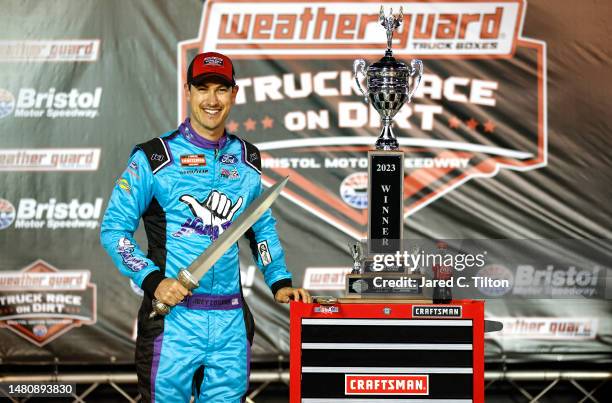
[0,39,100,62]
[0,148,101,172]
[0,260,96,347]
[197,1,521,57]
[178,0,546,240]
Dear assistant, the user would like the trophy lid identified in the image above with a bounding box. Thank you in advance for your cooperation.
[369,52,408,71]
[367,6,409,78]
[367,52,409,82]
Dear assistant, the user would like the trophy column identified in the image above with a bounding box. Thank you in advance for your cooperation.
[368,150,403,254]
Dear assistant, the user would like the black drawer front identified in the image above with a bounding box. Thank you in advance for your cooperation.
[300,318,473,401]
[302,321,472,344]
[302,349,473,368]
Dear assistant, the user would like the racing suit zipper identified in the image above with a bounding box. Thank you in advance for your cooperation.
[210,146,218,293]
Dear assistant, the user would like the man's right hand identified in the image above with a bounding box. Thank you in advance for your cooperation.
[154,278,190,306]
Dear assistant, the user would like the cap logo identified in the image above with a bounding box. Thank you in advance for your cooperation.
[204,56,223,66]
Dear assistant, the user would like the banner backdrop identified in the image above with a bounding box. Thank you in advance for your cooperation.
[0,0,610,364]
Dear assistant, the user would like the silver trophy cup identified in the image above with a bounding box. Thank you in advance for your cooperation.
[354,6,423,150]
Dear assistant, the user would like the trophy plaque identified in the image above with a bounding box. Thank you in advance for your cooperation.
[346,6,424,299]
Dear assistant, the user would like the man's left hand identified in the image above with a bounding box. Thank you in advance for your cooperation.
[275,287,312,304]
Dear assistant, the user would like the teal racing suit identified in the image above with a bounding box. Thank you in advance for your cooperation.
[100,118,292,402]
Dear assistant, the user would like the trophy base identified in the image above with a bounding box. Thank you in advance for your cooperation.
[375,137,399,151]
[345,273,424,299]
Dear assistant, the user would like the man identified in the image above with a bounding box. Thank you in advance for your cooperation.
[100,52,311,402]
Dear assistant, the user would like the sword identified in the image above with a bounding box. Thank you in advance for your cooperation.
[149,177,289,318]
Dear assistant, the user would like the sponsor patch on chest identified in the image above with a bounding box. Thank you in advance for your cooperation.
[221,167,240,179]
[180,154,206,166]
[220,153,238,165]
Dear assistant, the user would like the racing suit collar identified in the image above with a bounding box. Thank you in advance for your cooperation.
[179,117,228,149]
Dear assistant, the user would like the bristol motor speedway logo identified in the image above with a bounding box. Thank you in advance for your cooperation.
[0,260,97,347]
[0,87,102,119]
[178,0,546,239]
[0,198,16,230]
[0,197,103,230]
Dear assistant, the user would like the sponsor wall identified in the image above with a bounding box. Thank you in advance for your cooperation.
[0,0,610,364]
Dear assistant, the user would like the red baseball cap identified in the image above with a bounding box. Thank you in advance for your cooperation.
[187,52,236,86]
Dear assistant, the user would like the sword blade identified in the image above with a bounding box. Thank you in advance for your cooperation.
[187,176,289,281]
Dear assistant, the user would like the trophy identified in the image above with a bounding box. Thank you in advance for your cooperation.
[354,6,423,151]
[349,242,365,274]
[345,6,424,298]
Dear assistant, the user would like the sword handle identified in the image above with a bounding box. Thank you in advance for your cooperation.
[148,269,199,319]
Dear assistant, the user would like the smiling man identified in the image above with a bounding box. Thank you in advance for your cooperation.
[100,52,311,403]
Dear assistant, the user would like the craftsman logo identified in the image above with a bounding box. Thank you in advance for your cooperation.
[204,56,223,66]
[412,305,462,318]
[345,374,429,395]
[0,260,97,347]
[180,154,207,166]
[0,39,100,62]
[199,1,521,57]
[257,240,272,266]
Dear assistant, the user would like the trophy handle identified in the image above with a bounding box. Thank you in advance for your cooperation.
[353,59,369,103]
[407,59,423,102]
